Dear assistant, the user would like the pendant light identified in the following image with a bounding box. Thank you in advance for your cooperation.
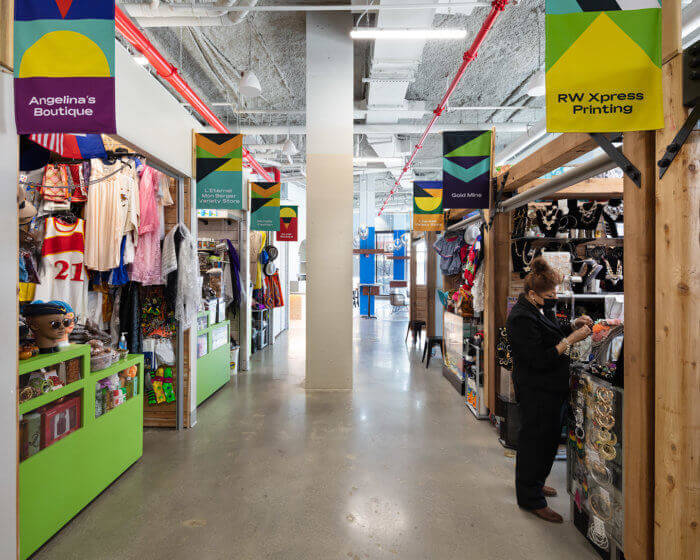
[240,20,262,99]
[282,137,297,156]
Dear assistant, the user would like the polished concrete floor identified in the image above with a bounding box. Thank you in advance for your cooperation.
[35,318,597,560]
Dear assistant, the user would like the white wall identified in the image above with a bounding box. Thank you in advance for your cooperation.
[0,72,19,560]
[115,43,200,176]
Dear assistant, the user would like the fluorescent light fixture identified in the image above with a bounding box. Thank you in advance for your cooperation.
[526,69,546,97]
[350,28,467,40]
[133,54,149,66]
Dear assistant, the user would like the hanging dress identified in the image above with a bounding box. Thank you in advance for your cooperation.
[130,166,163,285]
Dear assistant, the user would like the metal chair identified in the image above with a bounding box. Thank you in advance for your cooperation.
[389,292,408,314]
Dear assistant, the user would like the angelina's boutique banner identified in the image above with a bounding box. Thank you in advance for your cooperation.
[545,0,663,132]
[442,131,492,209]
[277,206,298,242]
[413,181,444,232]
[14,0,116,134]
[250,182,280,231]
[195,133,244,210]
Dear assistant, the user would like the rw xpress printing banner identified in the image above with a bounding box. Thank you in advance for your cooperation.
[195,133,244,210]
[250,182,280,231]
[14,0,116,134]
[545,0,663,132]
[442,131,492,209]
[413,181,444,232]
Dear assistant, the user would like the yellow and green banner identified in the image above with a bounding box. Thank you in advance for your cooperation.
[545,0,663,132]
[250,181,280,231]
[413,181,444,232]
[195,133,243,210]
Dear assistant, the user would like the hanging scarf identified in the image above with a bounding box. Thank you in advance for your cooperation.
[226,239,242,315]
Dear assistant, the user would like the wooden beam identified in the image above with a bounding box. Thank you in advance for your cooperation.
[482,210,510,411]
[623,131,656,560]
[515,177,623,200]
[654,2,699,557]
[0,0,12,71]
[498,133,599,192]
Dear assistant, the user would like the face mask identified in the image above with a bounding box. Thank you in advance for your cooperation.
[542,297,557,310]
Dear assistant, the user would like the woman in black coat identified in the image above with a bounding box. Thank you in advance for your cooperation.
[506,257,591,523]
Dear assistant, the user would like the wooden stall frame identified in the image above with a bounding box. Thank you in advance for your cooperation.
[654,2,699,558]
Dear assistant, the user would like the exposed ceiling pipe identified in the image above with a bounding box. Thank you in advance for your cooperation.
[114,6,272,181]
[232,122,529,135]
[378,0,511,215]
[499,153,616,213]
[123,2,490,15]
[494,119,547,166]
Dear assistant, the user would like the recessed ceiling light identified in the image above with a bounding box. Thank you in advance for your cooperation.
[350,28,467,40]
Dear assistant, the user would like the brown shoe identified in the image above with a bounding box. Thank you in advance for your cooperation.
[531,507,564,523]
[542,485,558,497]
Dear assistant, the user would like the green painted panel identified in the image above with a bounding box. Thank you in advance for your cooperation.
[18,344,89,375]
[197,322,230,407]
[20,356,144,560]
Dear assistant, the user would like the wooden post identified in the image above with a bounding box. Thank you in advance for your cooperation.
[483,210,511,411]
[622,131,655,560]
[426,231,437,338]
[654,2,700,557]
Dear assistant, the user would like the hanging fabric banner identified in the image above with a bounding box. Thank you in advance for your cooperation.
[250,182,280,231]
[442,130,492,209]
[195,133,244,210]
[545,0,663,132]
[276,205,298,241]
[413,181,444,232]
[14,0,116,134]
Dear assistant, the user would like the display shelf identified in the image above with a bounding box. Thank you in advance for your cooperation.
[18,345,90,415]
[18,350,144,560]
[196,320,230,406]
[91,354,143,379]
[18,344,88,376]
[557,293,624,299]
[19,380,84,416]
[511,236,623,245]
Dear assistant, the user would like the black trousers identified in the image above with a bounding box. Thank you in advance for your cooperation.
[514,384,567,510]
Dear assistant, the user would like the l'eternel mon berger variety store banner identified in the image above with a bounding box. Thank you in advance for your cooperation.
[545,0,663,133]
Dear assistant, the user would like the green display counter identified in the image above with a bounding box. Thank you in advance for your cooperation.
[196,319,231,406]
[19,345,144,559]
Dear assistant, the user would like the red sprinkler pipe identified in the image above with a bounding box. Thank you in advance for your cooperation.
[115,7,273,182]
[377,0,509,216]
[263,166,281,183]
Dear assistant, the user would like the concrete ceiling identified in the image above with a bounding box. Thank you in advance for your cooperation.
[117,0,699,211]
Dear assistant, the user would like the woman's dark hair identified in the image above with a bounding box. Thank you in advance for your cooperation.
[524,256,561,294]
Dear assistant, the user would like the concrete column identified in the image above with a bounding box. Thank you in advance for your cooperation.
[305,12,353,390]
[0,73,18,560]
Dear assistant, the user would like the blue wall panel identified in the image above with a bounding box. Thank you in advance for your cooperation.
[359,227,375,316]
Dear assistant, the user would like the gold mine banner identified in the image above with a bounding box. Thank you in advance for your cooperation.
[545,0,663,133]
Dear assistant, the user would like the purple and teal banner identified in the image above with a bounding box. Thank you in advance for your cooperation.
[14,0,116,134]
[442,131,492,209]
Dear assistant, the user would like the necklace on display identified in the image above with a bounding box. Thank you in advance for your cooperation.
[578,202,600,228]
[604,258,623,284]
[604,202,623,221]
[538,207,561,236]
